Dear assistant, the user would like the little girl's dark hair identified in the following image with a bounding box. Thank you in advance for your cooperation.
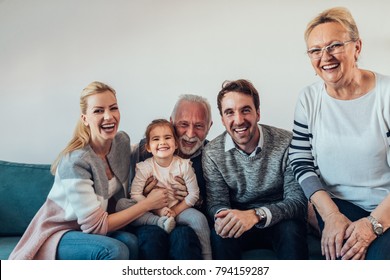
[143,119,179,151]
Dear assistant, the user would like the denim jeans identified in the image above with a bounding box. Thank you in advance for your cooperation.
[211,218,308,260]
[315,198,390,260]
[135,225,202,259]
[56,230,138,260]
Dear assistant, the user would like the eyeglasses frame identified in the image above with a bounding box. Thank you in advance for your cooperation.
[306,40,356,60]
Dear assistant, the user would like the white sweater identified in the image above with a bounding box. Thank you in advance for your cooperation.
[289,73,390,211]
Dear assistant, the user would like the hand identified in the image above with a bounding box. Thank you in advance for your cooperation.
[172,176,188,201]
[167,208,177,218]
[144,188,168,211]
[340,218,377,260]
[214,209,257,238]
[155,207,175,217]
[143,176,158,196]
[321,211,350,260]
[194,194,204,209]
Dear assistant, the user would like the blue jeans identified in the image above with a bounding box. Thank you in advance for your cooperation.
[135,225,202,259]
[211,218,308,260]
[56,230,138,260]
[315,198,390,260]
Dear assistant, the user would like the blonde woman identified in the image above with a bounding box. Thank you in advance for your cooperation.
[9,81,168,260]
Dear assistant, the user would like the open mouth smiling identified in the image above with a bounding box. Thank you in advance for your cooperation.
[322,63,339,70]
[234,127,248,134]
[101,123,115,131]
[182,139,196,146]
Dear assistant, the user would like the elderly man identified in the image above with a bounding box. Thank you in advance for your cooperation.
[131,94,213,259]
[202,79,308,260]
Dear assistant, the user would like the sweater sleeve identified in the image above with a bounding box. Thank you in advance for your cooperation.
[182,160,200,207]
[130,161,151,202]
[264,148,308,227]
[57,157,108,235]
[288,90,325,199]
[202,147,232,219]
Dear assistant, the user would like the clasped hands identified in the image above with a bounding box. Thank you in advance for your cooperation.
[214,209,258,239]
[321,212,377,260]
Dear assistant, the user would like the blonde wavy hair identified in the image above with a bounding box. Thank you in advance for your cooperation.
[50,81,116,174]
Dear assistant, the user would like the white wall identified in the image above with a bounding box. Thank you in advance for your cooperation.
[1,0,389,164]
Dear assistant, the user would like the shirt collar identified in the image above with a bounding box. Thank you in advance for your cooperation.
[224,124,263,157]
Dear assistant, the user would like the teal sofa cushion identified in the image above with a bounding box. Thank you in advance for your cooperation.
[0,160,53,236]
[0,236,21,259]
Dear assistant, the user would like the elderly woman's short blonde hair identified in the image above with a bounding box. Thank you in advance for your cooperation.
[304,7,360,44]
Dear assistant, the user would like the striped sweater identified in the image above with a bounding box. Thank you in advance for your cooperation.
[289,73,390,211]
[202,124,307,227]
[9,131,131,259]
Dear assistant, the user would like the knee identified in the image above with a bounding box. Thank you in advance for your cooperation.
[171,225,198,240]
[282,219,307,234]
[275,219,307,244]
[170,226,202,259]
[136,225,167,239]
[211,228,234,246]
[120,233,138,247]
[101,240,130,260]
[136,225,169,259]
[119,233,139,260]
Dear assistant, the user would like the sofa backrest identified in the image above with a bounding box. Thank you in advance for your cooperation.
[0,160,54,236]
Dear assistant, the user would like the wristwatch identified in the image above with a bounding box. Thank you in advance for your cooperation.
[255,208,267,227]
[367,215,384,236]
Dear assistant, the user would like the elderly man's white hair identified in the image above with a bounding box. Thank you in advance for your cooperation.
[170,94,212,127]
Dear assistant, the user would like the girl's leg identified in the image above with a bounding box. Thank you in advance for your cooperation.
[131,211,175,233]
[176,208,212,259]
[116,198,175,232]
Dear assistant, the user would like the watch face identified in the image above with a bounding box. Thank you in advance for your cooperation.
[368,216,383,236]
[374,225,383,235]
[256,209,266,219]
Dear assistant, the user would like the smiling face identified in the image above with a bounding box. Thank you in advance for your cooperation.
[307,22,361,88]
[221,91,260,154]
[172,101,211,158]
[146,124,178,166]
[81,90,120,147]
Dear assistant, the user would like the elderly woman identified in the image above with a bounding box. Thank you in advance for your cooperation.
[289,7,390,260]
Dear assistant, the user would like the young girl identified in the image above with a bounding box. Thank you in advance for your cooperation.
[129,119,212,260]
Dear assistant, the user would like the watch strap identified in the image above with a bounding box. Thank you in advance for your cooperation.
[255,208,267,227]
[367,215,384,236]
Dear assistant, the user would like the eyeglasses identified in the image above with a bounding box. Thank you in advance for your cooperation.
[307,40,355,60]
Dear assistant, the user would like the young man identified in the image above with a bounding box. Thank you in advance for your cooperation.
[202,79,308,259]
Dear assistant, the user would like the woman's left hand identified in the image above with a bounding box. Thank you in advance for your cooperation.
[340,217,376,260]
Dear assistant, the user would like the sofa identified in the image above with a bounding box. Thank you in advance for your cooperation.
[0,159,324,260]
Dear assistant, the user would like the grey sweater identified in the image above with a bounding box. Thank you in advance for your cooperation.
[202,124,307,227]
